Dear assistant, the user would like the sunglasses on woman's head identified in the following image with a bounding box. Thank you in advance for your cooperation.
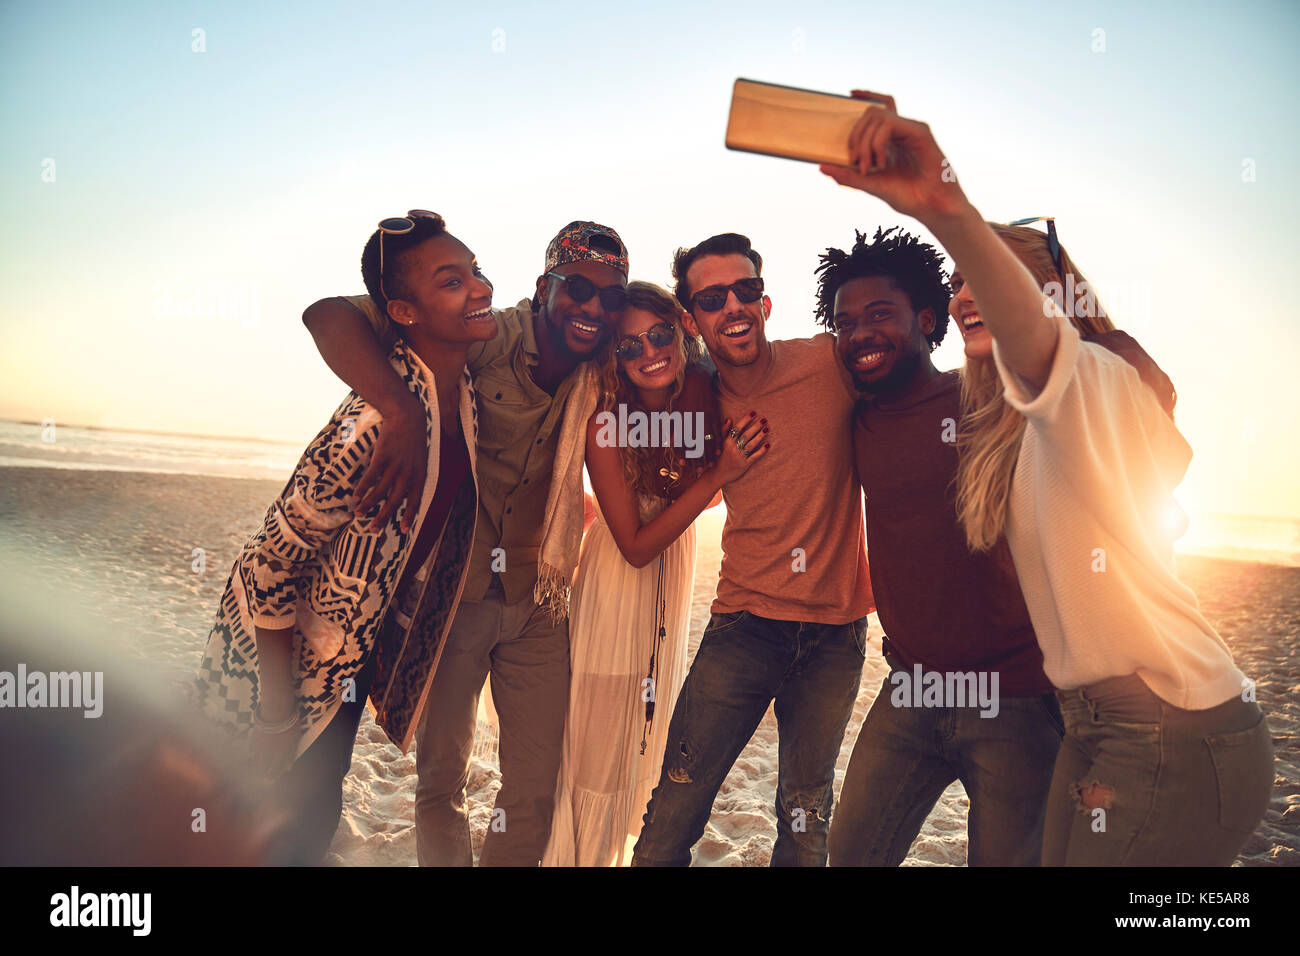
[377,210,445,299]
[615,323,676,361]
[1006,216,1063,282]
[379,209,444,235]
[689,277,764,314]
[546,271,629,313]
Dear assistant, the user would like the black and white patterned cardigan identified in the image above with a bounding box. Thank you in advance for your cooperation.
[193,338,479,754]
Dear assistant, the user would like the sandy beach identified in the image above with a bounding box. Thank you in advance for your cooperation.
[1,464,1296,866]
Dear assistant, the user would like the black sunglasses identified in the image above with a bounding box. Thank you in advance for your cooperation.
[1007,216,1063,281]
[546,271,629,313]
[614,323,675,361]
[690,277,764,313]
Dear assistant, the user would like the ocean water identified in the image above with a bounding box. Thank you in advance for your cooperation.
[0,419,302,481]
[1177,512,1300,568]
[2,418,1296,567]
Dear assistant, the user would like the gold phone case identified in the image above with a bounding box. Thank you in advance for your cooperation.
[725,78,880,166]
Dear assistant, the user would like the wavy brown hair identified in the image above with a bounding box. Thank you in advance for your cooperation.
[595,281,706,501]
[956,223,1116,550]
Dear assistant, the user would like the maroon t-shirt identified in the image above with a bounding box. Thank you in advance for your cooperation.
[854,370,1053,697]
[399,424,471,595]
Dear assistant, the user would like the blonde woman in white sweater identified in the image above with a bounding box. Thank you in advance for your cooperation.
[820,100,1274,865]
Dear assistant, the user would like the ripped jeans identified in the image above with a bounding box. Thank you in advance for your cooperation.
[630,610,868,867]
[1043,673,1274,866]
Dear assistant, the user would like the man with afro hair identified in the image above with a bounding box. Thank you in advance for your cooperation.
[818,225,1064,867]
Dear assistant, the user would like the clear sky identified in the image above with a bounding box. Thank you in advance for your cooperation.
[2,0,1298,519]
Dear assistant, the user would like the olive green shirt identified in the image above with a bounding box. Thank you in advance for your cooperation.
[343,295,581,604]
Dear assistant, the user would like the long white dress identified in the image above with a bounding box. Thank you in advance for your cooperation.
[542,492,696,866]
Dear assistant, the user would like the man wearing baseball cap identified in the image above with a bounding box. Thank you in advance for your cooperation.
[302,217,628,865]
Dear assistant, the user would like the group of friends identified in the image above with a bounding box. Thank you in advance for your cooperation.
[193,95,1275,867]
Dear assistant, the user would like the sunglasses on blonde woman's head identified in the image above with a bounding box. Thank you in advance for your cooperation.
[615,323,675,361]
[689,277,764,313]
[1006,216,1063,282]
[377,210,445,299]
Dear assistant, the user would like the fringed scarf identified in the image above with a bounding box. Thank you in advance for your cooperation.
[534,362,598,623]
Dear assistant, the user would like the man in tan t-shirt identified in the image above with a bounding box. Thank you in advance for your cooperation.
[631,233,874,867]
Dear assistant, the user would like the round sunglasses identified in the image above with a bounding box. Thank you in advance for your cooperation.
[377,209,445,299]
[546,271,629,313]
[614,322,675,361]
[689,276,764,313]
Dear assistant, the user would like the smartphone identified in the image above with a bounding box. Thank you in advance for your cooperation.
[725,78,885,166]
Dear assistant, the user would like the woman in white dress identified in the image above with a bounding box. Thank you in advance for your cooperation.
[543,281,772,866]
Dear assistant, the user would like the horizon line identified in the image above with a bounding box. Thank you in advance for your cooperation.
[0,417,304,448]
[1,417,1298,526]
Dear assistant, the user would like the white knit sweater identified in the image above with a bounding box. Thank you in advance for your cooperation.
[995,309,1246,710]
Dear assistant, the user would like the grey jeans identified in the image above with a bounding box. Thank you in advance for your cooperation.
[1043,673,1274,866]
[414,582,569,866]
[829,668,1063,867]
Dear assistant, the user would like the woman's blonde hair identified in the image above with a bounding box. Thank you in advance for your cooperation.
[595,280,704,500]
[955,223,1116,550]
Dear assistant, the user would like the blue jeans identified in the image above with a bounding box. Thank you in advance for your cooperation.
[631,610,867,867]
[828,663,1064,866]
[1043,673,1274,866]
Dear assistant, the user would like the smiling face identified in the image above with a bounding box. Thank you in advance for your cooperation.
[832,275,934,395]
[948,270,993,361]
[615,306,680,398]
[387,233,496,345]
[536,260,626,358]
[681,253,769,368]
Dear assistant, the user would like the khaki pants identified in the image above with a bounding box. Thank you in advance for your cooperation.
[414,583,569,866]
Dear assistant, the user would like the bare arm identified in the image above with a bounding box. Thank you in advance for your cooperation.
[249,623,298,776]
[821,102,1058,389]
[302,297,428,532]
[586,412,769,569]
[673,365,725,468]
[925,212,1058,389]
[253,623,297,721]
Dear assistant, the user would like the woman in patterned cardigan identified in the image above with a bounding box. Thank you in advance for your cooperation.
[194,212,495,864]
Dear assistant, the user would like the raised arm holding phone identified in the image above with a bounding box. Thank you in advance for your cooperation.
[820,97,1059,386]
[821,96,1272,866]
